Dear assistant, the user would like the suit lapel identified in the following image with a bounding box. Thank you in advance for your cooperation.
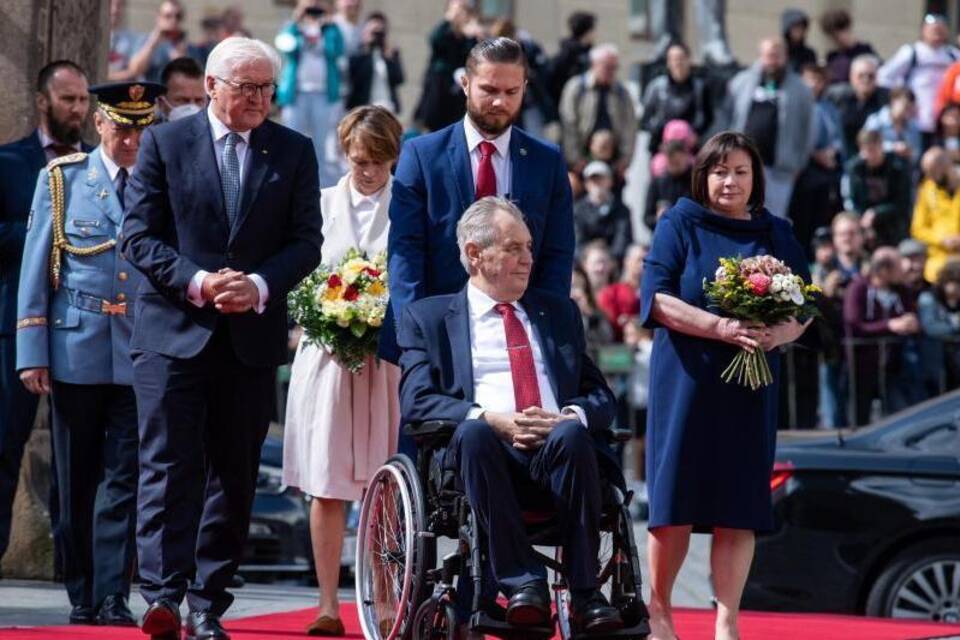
[446,122,473,213]
[25,131,47,172]
[444,289,474,402]
[521,292,561,400]
[231,122,273,243]
[190,114,230,232]
[508,128,529,208]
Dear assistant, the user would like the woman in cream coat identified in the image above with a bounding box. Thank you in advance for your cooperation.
[283,105,403,636]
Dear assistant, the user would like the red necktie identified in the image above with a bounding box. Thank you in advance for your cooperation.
[495,303,542,412]
[474,140,497,200]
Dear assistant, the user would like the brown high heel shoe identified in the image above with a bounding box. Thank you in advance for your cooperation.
[306,615,345,636]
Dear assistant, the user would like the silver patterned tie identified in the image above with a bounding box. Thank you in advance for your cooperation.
[221,132,242,230]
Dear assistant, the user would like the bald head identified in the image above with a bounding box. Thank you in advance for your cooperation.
[758,37,786,74]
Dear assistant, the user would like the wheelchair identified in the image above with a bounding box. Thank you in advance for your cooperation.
[355,420,651,640]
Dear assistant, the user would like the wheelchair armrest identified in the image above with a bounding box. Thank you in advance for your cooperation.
[606,427,634,444]
[402,420,459,440]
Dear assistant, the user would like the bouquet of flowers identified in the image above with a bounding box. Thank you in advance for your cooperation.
[288,249,388,374]
[703,255,820,390]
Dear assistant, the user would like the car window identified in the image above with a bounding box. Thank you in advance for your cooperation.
[903,423,960,457]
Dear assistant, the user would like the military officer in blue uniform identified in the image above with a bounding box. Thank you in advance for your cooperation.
[15,81,163,627]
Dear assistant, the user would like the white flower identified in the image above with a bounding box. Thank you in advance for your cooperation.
[790,289,805,305]
[715,266,727,281]
[770,278,782,294]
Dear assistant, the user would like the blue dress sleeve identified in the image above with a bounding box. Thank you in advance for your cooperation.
[639,210,686,329]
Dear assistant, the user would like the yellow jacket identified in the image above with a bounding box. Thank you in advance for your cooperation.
[911,178,960,282]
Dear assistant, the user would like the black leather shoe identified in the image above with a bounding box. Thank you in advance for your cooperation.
[569,590,623,634]
[186,610,230,640]
[141,598,181,639]
[98,594,136,626]
[505,580,551,627]
[69,604,97,625]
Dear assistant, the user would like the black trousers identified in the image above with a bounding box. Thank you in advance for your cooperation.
[0,334,39,560]
[133,327,274,615]
[49,381,138,607]
[445,419,602,593]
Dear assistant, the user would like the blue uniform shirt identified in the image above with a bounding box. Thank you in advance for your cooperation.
[16,147,144,385]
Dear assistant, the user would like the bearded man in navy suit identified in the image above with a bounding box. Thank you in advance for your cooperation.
[397,197,623,635]
[122,37,322,640]
[381,37,574,365]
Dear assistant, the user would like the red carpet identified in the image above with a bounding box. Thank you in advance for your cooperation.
[2,604,959,640]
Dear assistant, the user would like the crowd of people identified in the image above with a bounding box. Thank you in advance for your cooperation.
[5,2,960,640]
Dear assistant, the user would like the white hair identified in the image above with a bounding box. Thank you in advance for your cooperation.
[589,43,619,63]
[456,197,527,271]
[205,36,281,82]
[850,53,880,73]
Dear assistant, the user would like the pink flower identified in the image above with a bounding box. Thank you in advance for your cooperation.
[747,273,772,296]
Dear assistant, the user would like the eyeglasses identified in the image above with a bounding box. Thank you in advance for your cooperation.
[215,77,276,99]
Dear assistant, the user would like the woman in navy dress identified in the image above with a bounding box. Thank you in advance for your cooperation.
[640,132,812,640]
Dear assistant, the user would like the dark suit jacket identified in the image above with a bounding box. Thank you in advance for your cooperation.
[0,132,91,335]
[346,48,405,113]
[382,121,574,363]
[397,286,616,437]
[121,112,323,367]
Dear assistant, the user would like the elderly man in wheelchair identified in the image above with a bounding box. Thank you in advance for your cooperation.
[355,197,649,640]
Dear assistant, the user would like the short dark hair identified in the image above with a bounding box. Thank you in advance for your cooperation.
[820,9,852,36]
[666,42,690,57]
[160,56,204,86]
[366,10,387,23]
[568,11,596,40]
[691,131,766,213]
[889,86,916,103]
[465,37,527,76]
[856,128,883,148]
[801,62,827,77]
[37,60,85,95]
[935,259,960,302]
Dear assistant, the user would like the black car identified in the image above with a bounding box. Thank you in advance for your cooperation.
[239,435,313,579]
[743,391,960,622]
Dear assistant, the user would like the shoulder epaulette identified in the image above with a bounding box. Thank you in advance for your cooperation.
[46,152,87,170]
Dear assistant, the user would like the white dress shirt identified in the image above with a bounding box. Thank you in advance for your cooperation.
[186,106,268,313]
[97,147,133,185]
[463,116,512,198]
[38,128,82,163]
[349,181,385,241]
[465,283,587,427]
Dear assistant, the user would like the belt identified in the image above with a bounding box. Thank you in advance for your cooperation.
[63,287,130,317]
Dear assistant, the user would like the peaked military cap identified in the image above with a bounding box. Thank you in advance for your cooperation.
[89,81,165,127]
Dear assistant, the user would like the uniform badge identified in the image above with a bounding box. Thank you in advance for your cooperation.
[129,84,145,102]
[97,188,109,200]
[87,167,98,181]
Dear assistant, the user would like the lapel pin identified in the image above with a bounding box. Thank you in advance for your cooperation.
[261,149,268,154]
[87,168,98,180]
[519,148,527,156]
[97,188,109,200]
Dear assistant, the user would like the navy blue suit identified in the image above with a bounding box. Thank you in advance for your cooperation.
[381,122,574,364]
[0,132,90,561]
[397,286,617,594]
[122,111,323,615]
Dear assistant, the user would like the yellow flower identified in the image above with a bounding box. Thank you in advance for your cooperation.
[367,281,385,296]
[323,285,342,301]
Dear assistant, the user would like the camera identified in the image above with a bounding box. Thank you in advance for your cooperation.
[304,6,326,17]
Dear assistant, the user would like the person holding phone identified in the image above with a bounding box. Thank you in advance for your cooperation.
[346,12,404,114]
[276,0,347,188]
[124,0,204,82]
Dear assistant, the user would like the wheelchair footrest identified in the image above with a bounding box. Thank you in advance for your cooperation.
[468,610,554,639]
[569,619,651,640]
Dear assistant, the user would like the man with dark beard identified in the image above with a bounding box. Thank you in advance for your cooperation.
[0,60,91,566]
[383,37,574,366]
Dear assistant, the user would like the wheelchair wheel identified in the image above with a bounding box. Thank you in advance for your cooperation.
[411,598,457,640]
[356,455,428,640]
